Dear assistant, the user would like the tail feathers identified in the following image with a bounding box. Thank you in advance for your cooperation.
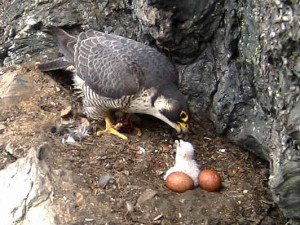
[47,26,77,63]
[37,57,73,71]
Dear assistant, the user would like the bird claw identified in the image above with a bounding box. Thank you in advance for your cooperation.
[113,122,124,130]
[96,117,128,140]
[97,117,142,140]
[97,128,128,140]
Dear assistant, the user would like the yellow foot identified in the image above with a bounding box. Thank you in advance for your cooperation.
[97,117,128,140]
[97,128,128,140]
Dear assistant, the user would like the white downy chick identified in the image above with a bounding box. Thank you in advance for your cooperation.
[164,140,201,186]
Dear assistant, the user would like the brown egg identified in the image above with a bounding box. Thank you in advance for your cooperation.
[166,172,194,193]
[198,169,222,192]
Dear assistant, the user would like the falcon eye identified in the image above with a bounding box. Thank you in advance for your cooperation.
[180,111,188,122]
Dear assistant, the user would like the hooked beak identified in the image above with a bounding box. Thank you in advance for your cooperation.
[175,122,189,134]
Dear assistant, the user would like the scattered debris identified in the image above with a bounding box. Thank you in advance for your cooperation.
[0,125,5,135]
[125,201,135,213]
[161,143,171,152]
[227,169,237,177]
[0,69,288,224]
[4,142,16,157]
[62,136,79,146]
[203,137,212,141]
[243,190,249,194]
[51,124,70,136]
[219,148,227,153]
[137,189,157,206]
[97,174,111,188]
[80,118,90,127]
[60,105,72,118]
[61,124,89,145]
[139,147,146,154]
[153,214,163,221]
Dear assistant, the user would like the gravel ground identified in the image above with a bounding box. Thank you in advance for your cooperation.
[0,65,287,224]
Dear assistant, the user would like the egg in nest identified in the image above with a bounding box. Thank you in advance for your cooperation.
[166,172,194,193]
[198,169,222,192]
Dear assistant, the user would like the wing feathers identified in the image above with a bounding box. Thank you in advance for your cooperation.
[49,28,178,99]
[74,31,143,98]
[48,27,77,63]
[37,57,73,71]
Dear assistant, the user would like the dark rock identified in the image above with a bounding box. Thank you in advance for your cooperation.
[179,44,217,120]
[180,0,300,221]
[0,0,140,66]
[131,0,224,63]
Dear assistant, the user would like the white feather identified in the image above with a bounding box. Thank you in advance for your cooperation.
[164,140,201,186]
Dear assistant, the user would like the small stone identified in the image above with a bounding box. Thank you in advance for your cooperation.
[97,174,111,188]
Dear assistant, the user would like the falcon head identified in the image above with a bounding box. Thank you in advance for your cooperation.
[153,87,189,134]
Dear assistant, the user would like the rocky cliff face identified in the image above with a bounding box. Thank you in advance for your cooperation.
[0,0,299,222]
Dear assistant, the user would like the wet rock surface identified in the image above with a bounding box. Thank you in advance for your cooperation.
[0,0,299,223]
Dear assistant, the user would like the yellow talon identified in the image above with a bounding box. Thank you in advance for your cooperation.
[97,117,128,140]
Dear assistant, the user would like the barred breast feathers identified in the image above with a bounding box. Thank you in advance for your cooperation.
[73,74,136,119]
[73,74,85,97]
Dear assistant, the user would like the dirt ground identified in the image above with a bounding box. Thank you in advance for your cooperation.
[0,65,288,224]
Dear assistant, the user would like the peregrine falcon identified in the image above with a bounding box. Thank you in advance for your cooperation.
[38,27,189,139]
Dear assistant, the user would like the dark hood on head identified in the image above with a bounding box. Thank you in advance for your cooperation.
[155,84,189,123]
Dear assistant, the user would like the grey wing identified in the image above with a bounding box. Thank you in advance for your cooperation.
[37,57,73,71]
[74,30,144,99]
[48,27,77,63]
[94,31,179,88]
